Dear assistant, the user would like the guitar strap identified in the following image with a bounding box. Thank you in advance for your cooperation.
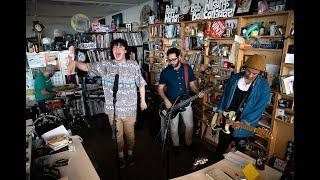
[235,76,258,119]
[183,63,189,92]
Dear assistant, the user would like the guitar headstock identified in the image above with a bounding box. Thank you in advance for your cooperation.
[255,127,273,139]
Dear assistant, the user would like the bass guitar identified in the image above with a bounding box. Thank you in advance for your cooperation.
[159,87,214,120]
[210,111,272,139]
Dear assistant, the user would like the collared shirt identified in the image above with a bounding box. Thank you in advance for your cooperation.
[159,64,195,103]
[88,60,146,117]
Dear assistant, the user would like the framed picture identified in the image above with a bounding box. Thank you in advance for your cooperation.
[143,50,150,63]
[236,0,252,14]
[98,18,105,25]
[208,41,219,56]
[112,13,123,27]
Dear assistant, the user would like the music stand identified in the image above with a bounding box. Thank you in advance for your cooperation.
[111,79,121,180]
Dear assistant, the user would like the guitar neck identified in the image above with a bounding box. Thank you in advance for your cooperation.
[171,95,197,111]
[172,87,214,111]
[226,119,256,133]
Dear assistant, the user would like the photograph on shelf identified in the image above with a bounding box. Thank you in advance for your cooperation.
[144,51,150,63]
[208,41,219,56]
[236,0,253,14]
[112,13,123,27]
[225,19,238,37]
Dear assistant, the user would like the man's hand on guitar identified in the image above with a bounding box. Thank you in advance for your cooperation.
[164,99,172,109]
[233,121,241,129]
[198,92,205,98]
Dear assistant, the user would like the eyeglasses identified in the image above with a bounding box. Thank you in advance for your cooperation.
[168,57,179,62]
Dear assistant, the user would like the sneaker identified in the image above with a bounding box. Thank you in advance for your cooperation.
[126,154,135,166]
[119,157,126,168]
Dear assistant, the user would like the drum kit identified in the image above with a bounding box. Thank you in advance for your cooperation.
[35,86,90,136]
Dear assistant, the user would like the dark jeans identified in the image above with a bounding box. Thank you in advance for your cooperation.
[214,130,248,161]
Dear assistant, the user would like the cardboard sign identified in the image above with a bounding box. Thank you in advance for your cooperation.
[210,20,226,38]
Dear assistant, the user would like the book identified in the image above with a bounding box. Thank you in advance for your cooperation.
[206,168,234,180]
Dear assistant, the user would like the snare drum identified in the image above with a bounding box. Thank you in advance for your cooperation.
[47,99,63,110]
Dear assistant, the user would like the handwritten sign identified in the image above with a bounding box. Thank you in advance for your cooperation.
[211,20,226,38]
[191,0,235,21]
[191,3,203,21]
[164,5,179,23]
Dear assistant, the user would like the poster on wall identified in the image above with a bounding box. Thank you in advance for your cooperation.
[191,0,236,21]
[59,50,71,75]
[44,51,60,69]
[26,52,46,68]
[112,13,123,27]
[26,69,34,90]
[51,71,65,86]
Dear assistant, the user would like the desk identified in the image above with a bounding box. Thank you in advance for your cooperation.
[171,151,282,180]
[44,136,100,180]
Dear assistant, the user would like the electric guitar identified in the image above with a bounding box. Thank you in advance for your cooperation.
[210,111,273,139]
[159,87,214,120]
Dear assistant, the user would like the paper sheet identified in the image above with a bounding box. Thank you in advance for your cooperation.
[41,125,70,141]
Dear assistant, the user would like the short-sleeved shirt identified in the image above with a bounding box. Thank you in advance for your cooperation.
[34,74,55,101]
[159,64,195,105]
[88,60,146,117]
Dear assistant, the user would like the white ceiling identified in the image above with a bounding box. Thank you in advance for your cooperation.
[26,0,149,19]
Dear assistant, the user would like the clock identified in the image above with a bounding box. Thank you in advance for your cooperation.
[180,0,191,15]
[33,21,44,32]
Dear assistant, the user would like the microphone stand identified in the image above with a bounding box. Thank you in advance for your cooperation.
[112,92,121,179]
[161,112,172,180]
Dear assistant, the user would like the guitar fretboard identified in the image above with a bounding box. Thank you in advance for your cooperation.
[171,87,214,111]
[226,119,256,132]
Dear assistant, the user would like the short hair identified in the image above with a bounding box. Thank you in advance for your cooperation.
[111,38,128,51]
[166,47,180,57]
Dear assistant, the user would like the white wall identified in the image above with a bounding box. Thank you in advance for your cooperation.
[104,0,209,26]
[105,0,154,26]
[26,16,75,39]
[26,0,208,38]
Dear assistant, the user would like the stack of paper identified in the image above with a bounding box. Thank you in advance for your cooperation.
[45,135,69,151]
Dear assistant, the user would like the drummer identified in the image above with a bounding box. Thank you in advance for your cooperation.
[34,65,61,113]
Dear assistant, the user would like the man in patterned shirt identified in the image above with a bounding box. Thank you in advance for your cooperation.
[67,38,147,168]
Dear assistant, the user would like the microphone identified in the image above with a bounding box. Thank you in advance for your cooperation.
[113,74,119,100]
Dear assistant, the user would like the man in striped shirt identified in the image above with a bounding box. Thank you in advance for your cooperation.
[67,38,147,168]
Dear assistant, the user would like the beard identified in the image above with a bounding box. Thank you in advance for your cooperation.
[171,61,180,68]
